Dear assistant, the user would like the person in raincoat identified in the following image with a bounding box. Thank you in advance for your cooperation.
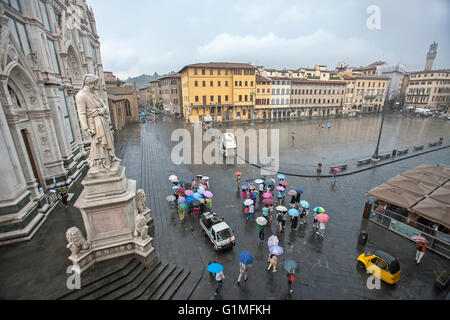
[205,197,212,212]
[178,202,187,223]
[267,253,278,272]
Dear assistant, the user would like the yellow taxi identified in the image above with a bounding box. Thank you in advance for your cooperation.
[357,250,401,285]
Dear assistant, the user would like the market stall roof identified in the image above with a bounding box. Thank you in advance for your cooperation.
[411,197,450,228]
[367,184,424,209]
[367,165,450,228]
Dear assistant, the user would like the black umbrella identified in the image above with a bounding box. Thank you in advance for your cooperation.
[191,199,202,207]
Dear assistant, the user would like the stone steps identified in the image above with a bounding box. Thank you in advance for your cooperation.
[57,257,190,300]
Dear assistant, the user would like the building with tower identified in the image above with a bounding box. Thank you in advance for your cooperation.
[425,42,438,71]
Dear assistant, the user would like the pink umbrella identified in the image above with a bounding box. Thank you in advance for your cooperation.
[185,190,194,197]
[279,180,288,186]
[249,184,256,190]
[204,191,213,198]
[316,213,330,223]
[263,199,275,205]
[333,168,342,172]
[263,192,272,198]
[276,186,285,191]
[411,235,429,244]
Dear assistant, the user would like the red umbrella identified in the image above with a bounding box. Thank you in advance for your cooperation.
[333,168,342,172]
[316,213,330,223]
[263,199,275,205]
[411,235,429,244]
[279,180,288,186]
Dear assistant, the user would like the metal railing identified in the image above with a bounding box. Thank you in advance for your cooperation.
[369,204,450,259]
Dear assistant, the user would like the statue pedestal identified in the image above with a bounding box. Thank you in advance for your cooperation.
[71,165,155,274]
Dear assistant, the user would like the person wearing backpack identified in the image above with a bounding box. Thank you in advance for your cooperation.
[287,272,296,294]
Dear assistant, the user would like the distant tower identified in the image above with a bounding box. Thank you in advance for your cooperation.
[425,42,438,71]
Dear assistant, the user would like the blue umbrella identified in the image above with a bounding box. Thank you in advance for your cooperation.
[269,245,284,256]
[300,200,310,209]
[241,185,249,190]
[327,123,332,126]
[179,180,186,185]
[238,252,254,265]
[186,196,195,203]
[284,260,297,273]
[288,208,299,217]
[207,263,223,273]
[278,174,286,179]
[172,185,180,190]
[193,193,202,199]
[296,189,304,195]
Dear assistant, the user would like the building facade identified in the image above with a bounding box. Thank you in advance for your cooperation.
[0,0,108,243]
[404,70,450,111]
[158,73,182,115]
[254,74,271,119]
[138,85,151,107]
[180,62,256,122]
[342,74,389,113]
[269,77,291,118]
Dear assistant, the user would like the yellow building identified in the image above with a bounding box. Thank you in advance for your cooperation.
[179,62,256,122]
[255,74,272,119]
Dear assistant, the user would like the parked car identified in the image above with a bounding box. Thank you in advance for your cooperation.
[200,212,235,252]
[357,250,401,284]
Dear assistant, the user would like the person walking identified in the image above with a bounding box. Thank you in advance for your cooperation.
[291,131,295,141]
[289,195,296,208]
[415,241,427,264]
[259,183,264,197]
[258,223,266,242]
[193,206,200,220]
[291,214,299,230]
[267,253,278,272]
[331,171,337,186]
[205,197,212,212]
[287,272,296,294]
[237,262,248,285]
[178,202,187,223]
[249,204,255,221]
[300,207,307,225]
[242,189,248,199]
[61,189,69,208]
[277,190,284,206]
[318,222,327,238]
[262,206,270,222]
[244,206,250,221]
[215,270,225,296]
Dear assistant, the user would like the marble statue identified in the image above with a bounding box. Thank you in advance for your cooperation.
[75,74,121,172]
[66,227,91,258]
[136,189,149,214]
[134,214,149,241]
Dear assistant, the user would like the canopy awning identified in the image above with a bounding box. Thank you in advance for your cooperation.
[385,174,436,196]
[367,184,424,209]
[411,197,450,228]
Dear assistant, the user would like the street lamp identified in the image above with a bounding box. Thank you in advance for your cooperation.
[371,91,387,161]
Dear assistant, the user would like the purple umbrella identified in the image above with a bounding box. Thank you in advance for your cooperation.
[177,197,186,203]
[204,191,213,198]
[185,190,194,197]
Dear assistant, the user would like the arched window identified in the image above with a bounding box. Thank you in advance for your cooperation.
[125,99,131,116]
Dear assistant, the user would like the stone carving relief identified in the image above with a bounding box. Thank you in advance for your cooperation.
[66,227,91,259]
[67,49,82,82]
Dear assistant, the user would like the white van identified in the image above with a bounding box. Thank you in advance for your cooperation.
[219,132,237,157]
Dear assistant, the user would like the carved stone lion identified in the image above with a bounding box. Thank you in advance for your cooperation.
[136,189,149,214]
[134,214,149,241]
[66,227,91,258]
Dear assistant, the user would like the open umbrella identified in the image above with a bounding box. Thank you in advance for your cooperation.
[312,206,325,213]
[263,199,275,205]
[245,178,254,183]
[178,203,187,210]
[166,195,176,202]
[279,180,288,186]
[265,179,274,186]
[235,172,242,176]
[207,263,223,273]
[202,177,209,182]
[256,216,267,226]
[172,185,180,191]
[197,187,205,195]
[276,186,285,191]
[241,185,249,190]
[199,198,205,204]
[193,193,202,199]
[177,197,186,203]
[333,168,342,172]
[267,235,279,248]
[238,252,254,265]
[288,208,300,217]
[276,206,288,212]
[191,199,202,207]
[249,184,256,190]
[204,191,213,198]
[178,187,186,194]
[179,180,186,185]
[288,190,297,196]
[300,200,310,209]
[186,196,195,203]
[284,260,297,273]
[278,174,286,180]
[316,213,330,223]
[184,182,192,188]
[412,235,429,244]
[269,245,284,256]
[185,190,194,197]
[169,175,178,182]
[262,192,272,198]
[255,179,264,184]
[244,199,254,206]
[296,189,304,195]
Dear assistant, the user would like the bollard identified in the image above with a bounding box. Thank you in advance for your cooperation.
[392,149,397,157]
[358,231,368,246]
[317,163,322,174]
[439,137,443,145]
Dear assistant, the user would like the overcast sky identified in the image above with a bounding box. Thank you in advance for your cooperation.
[88,0,449,80]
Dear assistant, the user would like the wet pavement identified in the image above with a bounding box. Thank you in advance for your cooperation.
[0,114,449,300]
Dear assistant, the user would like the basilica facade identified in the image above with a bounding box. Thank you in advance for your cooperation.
[0,0,108,244]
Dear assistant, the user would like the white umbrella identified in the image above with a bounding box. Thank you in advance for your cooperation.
[256,217,267,226]
[276,206,288,212]
[267,235,279,248]
[169,175,178,182]
[244,199,254,206]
